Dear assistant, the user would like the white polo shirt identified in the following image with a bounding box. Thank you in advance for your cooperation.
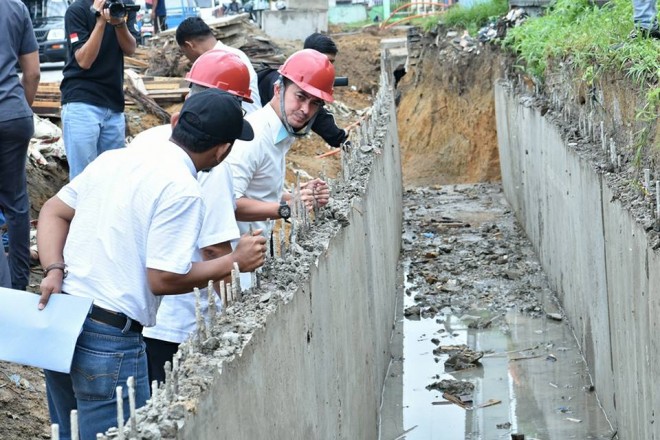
[214,40,262,114]
[132,125,240,343]
[58,141,204,326]
[225,104,294,239]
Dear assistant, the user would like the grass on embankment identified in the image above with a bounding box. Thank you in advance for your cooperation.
[428,0,658,150]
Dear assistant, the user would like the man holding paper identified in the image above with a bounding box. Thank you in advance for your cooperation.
[36,89,267,440]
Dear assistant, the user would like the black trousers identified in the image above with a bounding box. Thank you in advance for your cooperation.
[0,116,33,290]
[144,336,179,389]
[154,15,168,34]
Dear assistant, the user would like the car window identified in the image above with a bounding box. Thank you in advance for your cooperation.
[23,0,71,19]
[45,0,68,17]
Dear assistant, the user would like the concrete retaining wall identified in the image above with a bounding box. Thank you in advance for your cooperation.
[329,4,368,24]
[261,9,328,41]
[178,98,402,439]
[495,83,659,439]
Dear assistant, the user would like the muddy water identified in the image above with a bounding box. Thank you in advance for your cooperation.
[380,184,615,440]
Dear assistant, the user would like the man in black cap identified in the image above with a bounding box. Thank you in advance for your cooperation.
[36,88,267,440]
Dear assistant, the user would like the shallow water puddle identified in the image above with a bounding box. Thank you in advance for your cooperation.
[398,286,612,439]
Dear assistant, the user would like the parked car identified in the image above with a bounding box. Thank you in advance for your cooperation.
[22,0,72,64]
[33,15,68,63]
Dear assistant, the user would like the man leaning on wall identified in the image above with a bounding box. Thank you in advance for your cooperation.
[225,49,335,289]
[37,88,265,440]
[0,0,40,291]
[131,49,257,386]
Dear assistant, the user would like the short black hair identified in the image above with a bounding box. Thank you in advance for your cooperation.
[176,17,214,46]
[303,33,338,55]
[172,113,217,152]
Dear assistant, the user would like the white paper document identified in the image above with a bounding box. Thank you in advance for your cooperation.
[0,288,92,373]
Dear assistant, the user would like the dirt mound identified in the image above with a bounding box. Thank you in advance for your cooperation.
[26,157,69,219]
[0,361,50,440]
[397,34,502,188]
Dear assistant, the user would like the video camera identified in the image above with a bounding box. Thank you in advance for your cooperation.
[333,77,349,87]
[104,0,140,19]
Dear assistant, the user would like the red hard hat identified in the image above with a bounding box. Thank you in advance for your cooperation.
[186,49,253,103]
[278,49,335,103]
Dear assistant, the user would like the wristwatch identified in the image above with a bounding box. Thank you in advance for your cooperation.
[278,201,291,220]
[90,5,101,17]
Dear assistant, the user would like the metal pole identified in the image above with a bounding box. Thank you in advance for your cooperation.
[384,0,391,20]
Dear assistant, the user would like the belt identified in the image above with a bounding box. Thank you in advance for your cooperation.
[89,304,143,333]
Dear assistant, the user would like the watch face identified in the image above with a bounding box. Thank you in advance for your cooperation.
[279,203,291,219]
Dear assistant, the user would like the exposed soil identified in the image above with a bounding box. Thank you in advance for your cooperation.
[396,32,502,188]
[0,361,50,440]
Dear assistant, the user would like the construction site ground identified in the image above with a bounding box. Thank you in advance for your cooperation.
[0,22,611,440]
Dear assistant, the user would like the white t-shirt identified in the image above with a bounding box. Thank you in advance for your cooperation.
[214,40,262,114]
[225,104,294,290]
[225,104,294,239]
[133,125,240,343]
[58,141,203,326]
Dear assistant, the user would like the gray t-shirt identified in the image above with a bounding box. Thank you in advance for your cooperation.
[0,0,38,123]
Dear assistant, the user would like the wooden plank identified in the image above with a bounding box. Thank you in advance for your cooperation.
[145,83,188,91]
[442,392,468,409]
[148,88,189,97]
[125,57,149,68]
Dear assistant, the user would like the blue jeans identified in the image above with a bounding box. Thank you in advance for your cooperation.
[0,116,33,290]
[62,102,125,180]
[633,0,658,29]
[44,317,150,440]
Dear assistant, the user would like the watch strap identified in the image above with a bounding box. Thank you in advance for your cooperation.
[278,201,291,220]
[44,262,68,278]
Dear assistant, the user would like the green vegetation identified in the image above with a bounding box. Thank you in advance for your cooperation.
[503,0,659,84]
[439,0,509,31]
[502,0,659,160]
[435,0,509,34]
[406,0,659,167]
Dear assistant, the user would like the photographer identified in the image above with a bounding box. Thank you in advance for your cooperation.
[61,0,139,180]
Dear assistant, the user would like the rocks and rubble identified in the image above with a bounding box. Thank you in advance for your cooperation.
[401,184,564,399]
[28,115,66,166]
[145,14,285,77]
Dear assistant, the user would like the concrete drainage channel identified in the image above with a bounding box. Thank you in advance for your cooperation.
[379,185,615,440]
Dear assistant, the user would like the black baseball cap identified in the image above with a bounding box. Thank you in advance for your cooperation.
[176,88,253,149]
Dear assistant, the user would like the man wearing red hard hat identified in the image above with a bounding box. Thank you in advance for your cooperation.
[224,49,335,289]
[131,49,260,386]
